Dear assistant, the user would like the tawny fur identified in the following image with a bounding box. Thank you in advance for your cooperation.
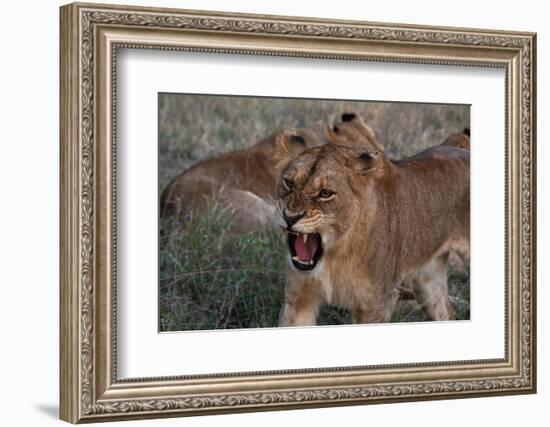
[441,130,470,150]
[160,128,324,230]
[277,115,469,325]
[324,112,385,153]
[160,115,383,231]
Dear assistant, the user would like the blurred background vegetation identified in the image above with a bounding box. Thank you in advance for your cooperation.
[159,94,470,331]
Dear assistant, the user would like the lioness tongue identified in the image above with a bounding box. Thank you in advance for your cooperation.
[294,234,318,263]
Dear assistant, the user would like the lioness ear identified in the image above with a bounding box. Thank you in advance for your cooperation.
[359,150,382,161]
[329,112,386,155]
[273,130,308,174]
[341,112,357,122]
[325,124,347,146]
[289,134,306,145]
[352,150,383,175]
[351,114,385,154]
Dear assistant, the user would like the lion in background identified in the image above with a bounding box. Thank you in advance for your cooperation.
[327,111,469,152]
[160,127,324,230]
[275,113,470,325]
[327,112,470,277]
[160,115,385,231]
[160,112,430,230]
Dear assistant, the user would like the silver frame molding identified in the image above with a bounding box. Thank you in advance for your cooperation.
[60,2,536,423]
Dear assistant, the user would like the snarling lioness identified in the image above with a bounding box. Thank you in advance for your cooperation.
[276,115,470,325]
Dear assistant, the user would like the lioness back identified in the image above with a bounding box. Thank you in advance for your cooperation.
[388,145,470,268]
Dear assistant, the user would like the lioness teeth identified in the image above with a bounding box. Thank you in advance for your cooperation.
[292,256,310,266]
[302,234,308,243]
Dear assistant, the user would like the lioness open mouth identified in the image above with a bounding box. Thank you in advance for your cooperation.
[287,231,323,271]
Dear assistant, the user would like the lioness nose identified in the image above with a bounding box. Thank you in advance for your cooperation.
[283,209,305,227]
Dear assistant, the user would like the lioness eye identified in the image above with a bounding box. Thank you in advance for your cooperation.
[318,189,334,199]
[283,178,293,190]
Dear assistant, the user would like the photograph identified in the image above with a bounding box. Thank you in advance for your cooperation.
[58,3,536,422]
[158,94,471,331]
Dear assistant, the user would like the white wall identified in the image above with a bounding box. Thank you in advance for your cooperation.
[0,1,546,426]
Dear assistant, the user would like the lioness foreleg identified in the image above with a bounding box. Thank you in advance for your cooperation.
[279,273,323,327]
[351,287,396,324]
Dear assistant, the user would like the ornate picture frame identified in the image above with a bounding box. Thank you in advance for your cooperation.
[60,2,536,423]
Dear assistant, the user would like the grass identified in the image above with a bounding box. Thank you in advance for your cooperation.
[159,94,470,331]
[160,205,287,331]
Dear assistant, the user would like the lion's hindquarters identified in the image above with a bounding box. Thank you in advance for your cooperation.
[222,190,278,231]
[159,148,280,230]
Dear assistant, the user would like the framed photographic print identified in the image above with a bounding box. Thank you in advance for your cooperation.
[60,2,537,423]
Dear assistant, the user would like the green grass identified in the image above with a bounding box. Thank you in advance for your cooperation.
[159,203,363,331]
[159,204,287,331]
[449,268,471,320]
[159,203,470,331]
[158,94,471,331]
